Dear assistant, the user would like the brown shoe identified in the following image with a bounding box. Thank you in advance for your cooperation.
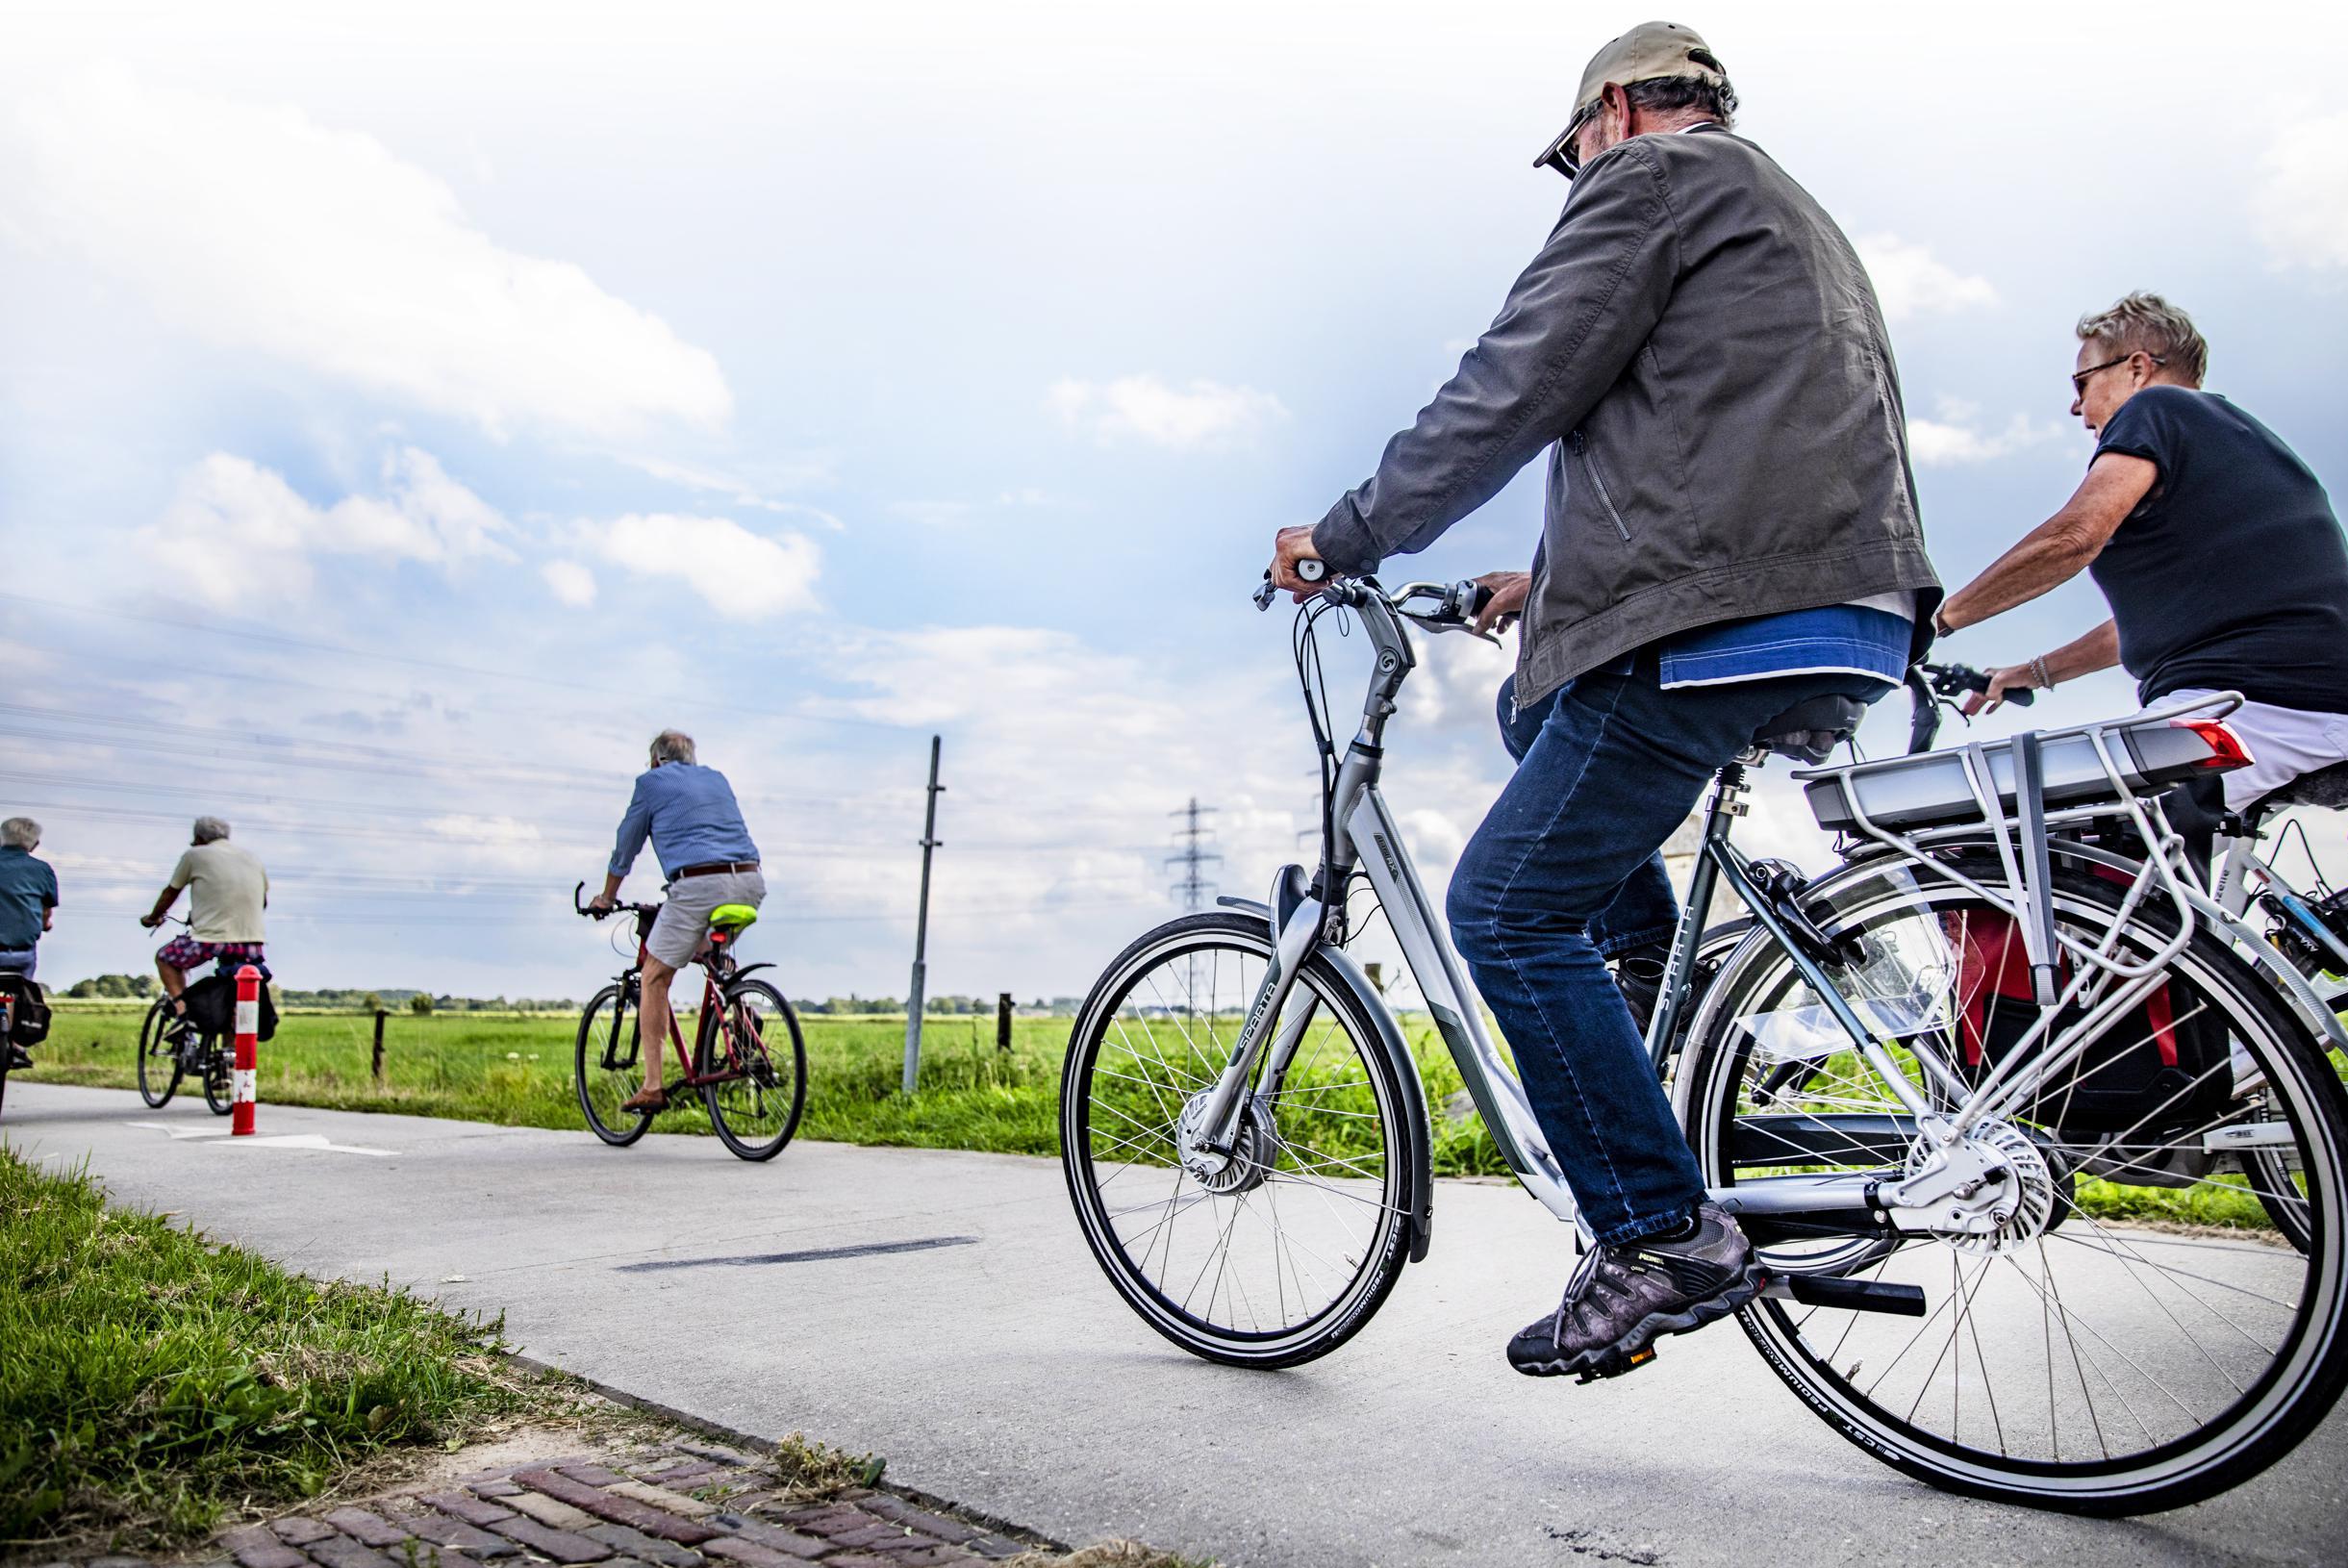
[620,1085,671,1114]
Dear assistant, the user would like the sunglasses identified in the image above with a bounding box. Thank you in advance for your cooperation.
[2071,352,2163,397]
[1534,99,1606,179]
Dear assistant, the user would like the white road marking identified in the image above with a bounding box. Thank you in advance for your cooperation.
[124,1121,397,1156]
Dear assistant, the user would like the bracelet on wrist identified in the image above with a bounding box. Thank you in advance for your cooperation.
[2030,655,2056,690]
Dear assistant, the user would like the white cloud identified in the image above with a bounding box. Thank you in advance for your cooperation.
[140,446,512,608]
[8,65,730,437]
[2252,112,2348,272]
[1907,398,2064,468]
[1048,374,1287,450]
[541,560,598,608]
[1856,234,1998,322]
[581,513,821,620]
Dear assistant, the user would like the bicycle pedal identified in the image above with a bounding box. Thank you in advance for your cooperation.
[1574,1345,1658,1384]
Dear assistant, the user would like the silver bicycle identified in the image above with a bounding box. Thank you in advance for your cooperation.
[1059,569,2348,1514]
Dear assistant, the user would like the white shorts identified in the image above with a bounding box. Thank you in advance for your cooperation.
[2164,690,2348,812]
[648,869,766,968]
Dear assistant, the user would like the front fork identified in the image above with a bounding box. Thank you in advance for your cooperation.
[1191,867,1326,1152]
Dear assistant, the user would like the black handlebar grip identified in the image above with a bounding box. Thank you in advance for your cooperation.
[1468,582,1495,618]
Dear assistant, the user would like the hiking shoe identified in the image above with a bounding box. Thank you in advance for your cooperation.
[5,1044,29,1071]
[1507,1202,1765,1381]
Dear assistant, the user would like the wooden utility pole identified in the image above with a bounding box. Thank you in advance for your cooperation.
[997,992,1013,1054]
[901,735,945,1095]
[371,1009,388,1084]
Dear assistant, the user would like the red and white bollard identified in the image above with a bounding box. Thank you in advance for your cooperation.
[232,964,260,1136]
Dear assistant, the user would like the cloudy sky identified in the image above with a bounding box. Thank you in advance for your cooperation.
[4,0,2344,1001]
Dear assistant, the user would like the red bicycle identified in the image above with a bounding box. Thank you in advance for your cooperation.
[572,883,807,1161]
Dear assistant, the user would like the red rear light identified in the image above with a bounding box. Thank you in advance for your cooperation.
[2171,719,2254,771]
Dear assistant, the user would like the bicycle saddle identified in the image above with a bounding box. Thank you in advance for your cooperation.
[2255,759,2348,814]
[1751,694,1868,765]
[707,903,760,934]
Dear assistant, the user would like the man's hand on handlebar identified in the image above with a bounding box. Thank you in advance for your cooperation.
[587,893,616,914]
[1472,570,1528,637]
[1268,525,1330,602]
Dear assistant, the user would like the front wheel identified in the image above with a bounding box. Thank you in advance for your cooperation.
[574,982,651,1147]
[137,998,184,1109]
[1062,911,1416,1369]
[699,978,807,1162]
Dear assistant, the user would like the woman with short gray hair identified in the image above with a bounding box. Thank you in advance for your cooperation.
[588,732,764,1112]
[1934,291,2348,832]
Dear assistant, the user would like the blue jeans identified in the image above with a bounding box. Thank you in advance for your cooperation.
[1451,655,1878,1244]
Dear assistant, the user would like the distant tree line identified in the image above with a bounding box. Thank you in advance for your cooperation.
[61,975,1089,1018]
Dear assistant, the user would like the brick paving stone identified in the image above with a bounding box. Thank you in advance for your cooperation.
[604,1482,717,1519]
[506,1492,603,1532]
[710,1517,826,1560]
[485,1517,615,1564]
[821,1522,914,1551]
[699,1539,798,1568]
[637,1460,724,1485]
[513,1470,719,1545]
[555,1464,630,1488]
[221,1526,311,1568]
[963,1539,1025,1561]
[578,1524,703,1568]
[404,1512,519,1557]
[469,1481,523,1499]
[424,1494,517,1529]
[767,1505,865,1533]
[322,1509,411,1548]
[852,1500,981,1546]
[307,1536,397,1568]
[820,1555,899,1568]
[670,1439,759,1466]
[270,1519,337,1546]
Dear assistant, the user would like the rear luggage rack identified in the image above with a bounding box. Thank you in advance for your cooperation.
[1799,692,2247,834]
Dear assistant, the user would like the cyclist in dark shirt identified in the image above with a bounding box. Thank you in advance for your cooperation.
[1935,291,2348,813]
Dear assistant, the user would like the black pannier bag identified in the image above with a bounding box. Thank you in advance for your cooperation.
[2,973,49,1046]
[1949,910,2234,1134]
[179,973,278,1042]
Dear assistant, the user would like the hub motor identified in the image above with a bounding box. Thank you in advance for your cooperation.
[1906,1119,2058,1255]
[1176,1090,1278,1196]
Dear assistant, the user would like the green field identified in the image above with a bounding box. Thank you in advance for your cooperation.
[17,1001,1517,1173]
[13,1002,2291,1232]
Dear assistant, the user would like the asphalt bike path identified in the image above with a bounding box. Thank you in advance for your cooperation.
[7,1083,2342,1567]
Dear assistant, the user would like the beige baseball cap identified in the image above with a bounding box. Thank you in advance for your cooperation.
[1535,21,1728,175]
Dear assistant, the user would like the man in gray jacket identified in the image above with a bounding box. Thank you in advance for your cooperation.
[1270,21,1938,1382]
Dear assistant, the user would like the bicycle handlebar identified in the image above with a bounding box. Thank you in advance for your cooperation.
[573,880,656,921]
[1254,566,1501,643]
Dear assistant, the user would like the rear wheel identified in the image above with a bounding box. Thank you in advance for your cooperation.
[700,978,807,1162]
[1062,912,1415,1369]
[1679,855,2348,1513]
[201,1040,234,1116]
[574,982,651,1147]
[137,998,184,1109]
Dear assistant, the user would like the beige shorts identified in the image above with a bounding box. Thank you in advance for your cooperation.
[648,869,766,968]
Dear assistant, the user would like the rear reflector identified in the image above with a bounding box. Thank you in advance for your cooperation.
[2171,719,2255,771]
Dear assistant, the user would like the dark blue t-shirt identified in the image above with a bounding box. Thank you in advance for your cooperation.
[2088,387,2348,711]
[0,847,58,950]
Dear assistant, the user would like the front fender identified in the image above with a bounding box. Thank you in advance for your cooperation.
[1306,939,1438,1264]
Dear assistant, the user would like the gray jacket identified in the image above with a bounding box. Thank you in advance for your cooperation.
[1312,124,1939,707]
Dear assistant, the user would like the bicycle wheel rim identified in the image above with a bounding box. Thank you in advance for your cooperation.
[203,1043,233,1115]
[1062,915,1410,1364]
[137,1001,182,1108]
[1685,858,2348,1510]
[702,980,804,1161]
[574,984,651,1147]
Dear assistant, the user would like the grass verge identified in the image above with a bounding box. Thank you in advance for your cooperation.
[0,1146,532,1556]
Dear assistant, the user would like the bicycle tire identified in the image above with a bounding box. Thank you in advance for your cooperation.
[1062,911,1415,1369]
[574,982,651,1148]
[699,977,807,1162]
[137,998,184,1109]
[202,1040,234,1116]
[1679,854,2348,1514]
